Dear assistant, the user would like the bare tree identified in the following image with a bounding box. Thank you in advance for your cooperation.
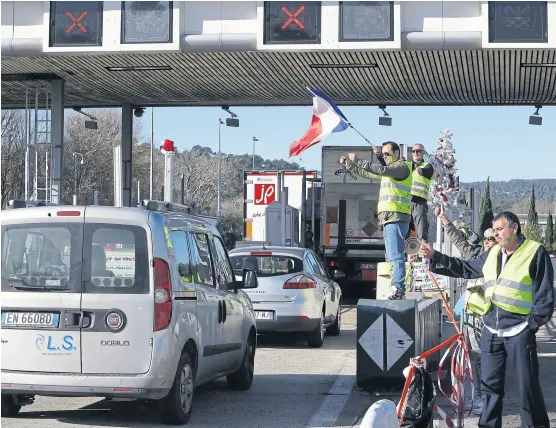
[1,110,26,206]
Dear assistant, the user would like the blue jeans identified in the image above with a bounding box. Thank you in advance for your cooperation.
[383,222,409,292]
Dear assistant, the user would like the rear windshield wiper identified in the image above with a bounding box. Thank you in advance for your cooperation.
[4,278,69,292]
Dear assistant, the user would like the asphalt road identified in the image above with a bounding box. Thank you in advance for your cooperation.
[4,306,556,428]
[2,306,368,428]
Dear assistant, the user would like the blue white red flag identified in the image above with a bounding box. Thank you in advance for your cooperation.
[289,88,350,157]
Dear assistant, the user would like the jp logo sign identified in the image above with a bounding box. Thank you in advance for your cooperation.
[254,183,275,205]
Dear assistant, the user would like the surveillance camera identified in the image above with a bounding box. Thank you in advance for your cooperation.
[134,108,144,118]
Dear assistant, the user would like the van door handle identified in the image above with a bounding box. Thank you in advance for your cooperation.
[222,300,227,323]
[63,311,84,328]
[217,301,222,323]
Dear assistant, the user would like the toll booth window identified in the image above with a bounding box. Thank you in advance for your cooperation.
[488,1,548,43]
[339,1,394,42]
[121,1,173,44]
[264,1,321,45]
[49,1,103,47]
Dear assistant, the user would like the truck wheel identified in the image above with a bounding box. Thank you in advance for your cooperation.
[307,312,325,348]
[157,353,194,425]
[327,305,341,336]
[227,332,256,391]
[1,395,22,417]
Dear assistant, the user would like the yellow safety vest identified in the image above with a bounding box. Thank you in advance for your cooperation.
[378,161,413,215]
[481,239,540,315]
[411,162,431,200]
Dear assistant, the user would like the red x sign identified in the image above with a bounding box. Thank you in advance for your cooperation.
[281,6,305,30]
[66,11,88,34]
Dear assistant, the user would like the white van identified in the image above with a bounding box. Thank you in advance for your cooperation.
[1,200,258,425]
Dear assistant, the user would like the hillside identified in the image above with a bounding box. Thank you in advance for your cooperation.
[460,179,556,214]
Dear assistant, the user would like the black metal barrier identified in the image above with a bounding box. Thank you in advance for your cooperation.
[356,294,442,389]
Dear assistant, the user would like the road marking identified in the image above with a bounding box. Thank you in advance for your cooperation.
[305,355,356,428]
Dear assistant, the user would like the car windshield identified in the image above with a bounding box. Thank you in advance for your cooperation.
[229,254,303,277]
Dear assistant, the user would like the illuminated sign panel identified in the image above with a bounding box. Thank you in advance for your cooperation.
[264,2,321,45]
[50,2,103,47]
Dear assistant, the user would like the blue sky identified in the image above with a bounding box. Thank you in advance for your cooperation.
[143,104,555,183]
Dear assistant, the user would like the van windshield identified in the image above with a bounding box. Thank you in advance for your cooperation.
[229,254,303,277]
[1,223,149,294]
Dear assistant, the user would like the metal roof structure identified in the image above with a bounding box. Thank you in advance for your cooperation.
[2,49,555,109]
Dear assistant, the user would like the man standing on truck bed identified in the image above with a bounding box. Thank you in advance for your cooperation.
[375,144,434,242]
[409,144,434,242]
[340,141,413,300]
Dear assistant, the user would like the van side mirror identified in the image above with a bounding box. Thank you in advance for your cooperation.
[178,263,191,278]
[242,268,258,289]
[231,268,259,291]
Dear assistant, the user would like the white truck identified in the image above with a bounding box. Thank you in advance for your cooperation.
[242,170,318,245]
[320,145,411,299]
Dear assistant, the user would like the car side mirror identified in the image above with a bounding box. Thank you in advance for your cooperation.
[242,268,259,289]
[332,270,345,279]
[178,263,191,278]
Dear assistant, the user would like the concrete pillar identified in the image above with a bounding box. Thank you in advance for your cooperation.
[50,80,64,204]
[121,104,133,207]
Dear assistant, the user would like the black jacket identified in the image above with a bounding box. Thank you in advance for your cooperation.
[429,236,554,332]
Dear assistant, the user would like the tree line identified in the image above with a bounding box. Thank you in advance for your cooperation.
[1,109,300,247]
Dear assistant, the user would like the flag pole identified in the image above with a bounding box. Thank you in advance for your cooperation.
[346,123,373,146]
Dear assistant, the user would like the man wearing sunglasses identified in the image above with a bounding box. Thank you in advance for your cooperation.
[419,212,553,428]
[409,145,434,242]
[340,141,412,300]
[435,204,497,260]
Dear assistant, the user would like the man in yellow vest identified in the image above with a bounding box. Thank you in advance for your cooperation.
[409,144,434,241]
[340,141,413,300]
[419,211,554,428]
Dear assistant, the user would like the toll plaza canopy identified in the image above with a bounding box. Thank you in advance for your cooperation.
[2,1,556,108]
[2,1,556,207]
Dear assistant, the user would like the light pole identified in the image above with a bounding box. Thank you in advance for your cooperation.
[217,118,224,217]
[150,107,154,200]
[72,152,84,205]
[252,137,259,171]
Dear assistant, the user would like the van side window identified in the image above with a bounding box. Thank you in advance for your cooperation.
[212,236,234,289]
[83,224,149,294]
[170,230,192,284]
[189,233,215,287]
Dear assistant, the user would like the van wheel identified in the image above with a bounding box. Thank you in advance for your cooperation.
[1,395,22,417]
[307,312,325,348]
[157,353,195,425]
[327,305,341,336]
[227,333,255,391]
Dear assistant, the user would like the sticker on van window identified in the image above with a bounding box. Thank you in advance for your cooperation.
[45,279,61,286]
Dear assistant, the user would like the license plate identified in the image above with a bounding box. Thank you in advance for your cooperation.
[360,263,376,270]
[254,311,275,320]
[1,312,59,328]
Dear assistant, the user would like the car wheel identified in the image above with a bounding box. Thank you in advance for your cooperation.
[157,352,195,425]
[307,312,325,348]
[327,305,341,336]
[227,332,256,391]
[1,395,22,417]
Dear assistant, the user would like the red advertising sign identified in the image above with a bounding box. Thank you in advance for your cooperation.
[254,183,276,206]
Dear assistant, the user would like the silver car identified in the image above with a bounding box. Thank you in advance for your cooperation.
[228,246,342,348]
[1,201,258,425]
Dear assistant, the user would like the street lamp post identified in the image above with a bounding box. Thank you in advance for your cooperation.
[252,137,259,171]
[150,107,154,200]
[72,152,84,205]
[217,118,224,217]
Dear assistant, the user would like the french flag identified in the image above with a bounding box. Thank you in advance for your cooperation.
[289,88,350,157]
